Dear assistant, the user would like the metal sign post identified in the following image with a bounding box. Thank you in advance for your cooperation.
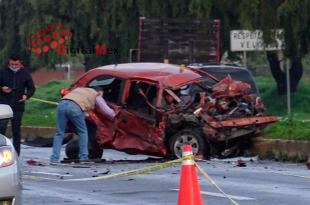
[56,63,71,81]
[129,49,139,63]
[286,59,291,116]
[67,64,71,81]
[243,51,247,67]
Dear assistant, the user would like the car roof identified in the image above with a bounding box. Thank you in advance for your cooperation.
[91,63,202,87]
[188,64,249,71]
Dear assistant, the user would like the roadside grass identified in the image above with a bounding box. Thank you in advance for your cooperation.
[256,76,310,140]
[22,80,71,127]
[22,78,310,140]
[261,119,310,140]
[256,76,310,119]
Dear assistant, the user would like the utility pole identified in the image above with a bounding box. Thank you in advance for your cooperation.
[286,59,291,116]
[67,63,71,81]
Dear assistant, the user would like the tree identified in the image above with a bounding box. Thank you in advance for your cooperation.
[236,0,310,94]
[1,0,309,81]
[187,0,310,94]
[0,0,33,68]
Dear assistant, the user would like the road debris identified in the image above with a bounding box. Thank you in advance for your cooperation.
[306,157,310,169]
[26,159,46,166]
[237,159,247,167]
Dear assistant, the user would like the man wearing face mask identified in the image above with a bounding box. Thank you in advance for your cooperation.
[0,53,35,155]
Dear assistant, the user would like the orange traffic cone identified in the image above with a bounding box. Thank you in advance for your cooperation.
[178,145,203,205]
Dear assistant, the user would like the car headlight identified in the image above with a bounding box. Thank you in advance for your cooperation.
[0,146,14,167]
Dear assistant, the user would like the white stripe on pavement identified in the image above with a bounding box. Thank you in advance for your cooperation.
[171,189,256,201]
[23,171,73,177]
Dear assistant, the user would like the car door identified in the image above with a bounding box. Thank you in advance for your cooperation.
[86,75,124,145]
[113,79,167,156]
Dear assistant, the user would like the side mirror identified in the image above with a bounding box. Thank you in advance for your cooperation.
[0,104,13,120]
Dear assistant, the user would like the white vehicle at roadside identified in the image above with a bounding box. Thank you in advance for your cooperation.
[0,104,21,205]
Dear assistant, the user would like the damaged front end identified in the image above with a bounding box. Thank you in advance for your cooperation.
[198,75,277,141]
[165,75,277,157]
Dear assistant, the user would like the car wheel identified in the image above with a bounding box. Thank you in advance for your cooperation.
[65,123,103,160]
[65,139,104,159]
[65,139,79,159]
[87,122,104,159]
[168,129,207,159]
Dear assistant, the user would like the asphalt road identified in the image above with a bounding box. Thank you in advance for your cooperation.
[20,145,310,205]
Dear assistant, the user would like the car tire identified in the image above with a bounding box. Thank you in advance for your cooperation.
[168,128,207,159]
[65,139,104,159]
[65,123,103,160]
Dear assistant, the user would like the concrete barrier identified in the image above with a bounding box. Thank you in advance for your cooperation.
[251,138,310,162]
[5,127,310,161]
[6,126,72,147]
[6,126,55,140]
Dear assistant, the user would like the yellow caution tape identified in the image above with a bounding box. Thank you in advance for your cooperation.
[23,174,58,181]
[63,157,186,182]
[195,162,240,205]
[23,156,192,182]
[23,155,265,205]
[29,97,59,106]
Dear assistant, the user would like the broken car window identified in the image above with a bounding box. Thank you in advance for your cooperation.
[87,75,124,104]
[126,81,158,115]
[161,88,194,111]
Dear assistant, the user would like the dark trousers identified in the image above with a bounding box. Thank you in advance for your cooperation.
[0,111,23,155]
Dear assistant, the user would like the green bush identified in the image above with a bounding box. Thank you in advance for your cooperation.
[22,80,71,127]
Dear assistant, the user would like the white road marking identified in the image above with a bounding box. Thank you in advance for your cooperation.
[171,189,256,201]
[23,183,109,204]
[269,171,310,179]
[23,171,73,177]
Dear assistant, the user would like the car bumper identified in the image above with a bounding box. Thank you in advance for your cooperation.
[0,161,20,201]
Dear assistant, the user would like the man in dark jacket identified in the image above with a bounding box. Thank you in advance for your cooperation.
[0,54,35,155]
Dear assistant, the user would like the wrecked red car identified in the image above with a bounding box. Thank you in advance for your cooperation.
[63,63,277,159]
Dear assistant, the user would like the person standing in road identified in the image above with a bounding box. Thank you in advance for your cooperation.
[50,87,116,164]
[0,54,36,155]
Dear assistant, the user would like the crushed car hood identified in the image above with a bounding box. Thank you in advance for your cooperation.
[212,75,251,97]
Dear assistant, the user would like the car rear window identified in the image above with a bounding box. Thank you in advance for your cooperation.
[87,75,125,104]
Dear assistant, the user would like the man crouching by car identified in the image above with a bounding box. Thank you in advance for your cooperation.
[50,87,116,164]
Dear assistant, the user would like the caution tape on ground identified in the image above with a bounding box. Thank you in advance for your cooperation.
[195,162,240,205]
[23,157,241,205]
[29,97,59,106]
[23,174,58,181]
[23,155,310,205]
[63,157,186,182]
[23,156,190,182]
